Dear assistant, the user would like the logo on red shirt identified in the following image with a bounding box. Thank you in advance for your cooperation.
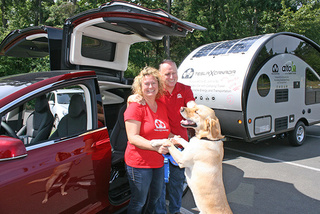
[154,119,169,132]
[155,119,166,129]
[177,93,182,98]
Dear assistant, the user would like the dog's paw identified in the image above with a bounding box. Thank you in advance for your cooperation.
[170,135,182,145]
[173,135,182,140]
[150,139,167,147]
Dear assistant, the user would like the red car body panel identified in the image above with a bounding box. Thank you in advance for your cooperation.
[0,128,115,213]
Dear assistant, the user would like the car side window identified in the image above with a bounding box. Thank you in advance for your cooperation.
[0,84,89,146]
[48,86,88,140]
[1,95,54,146]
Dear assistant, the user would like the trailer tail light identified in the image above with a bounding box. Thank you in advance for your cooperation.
[237,119,242,124]
[248,118,252,124]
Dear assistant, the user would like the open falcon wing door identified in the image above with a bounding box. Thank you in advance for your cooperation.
[0,26,63,70]
[61,0,206,82]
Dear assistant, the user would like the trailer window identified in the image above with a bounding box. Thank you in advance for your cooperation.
[257,74,270,97]
[251,35,320,80]
[305,68,320,105]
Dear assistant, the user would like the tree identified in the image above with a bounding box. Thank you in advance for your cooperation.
[1,0,320,77]
[279,0,320,44]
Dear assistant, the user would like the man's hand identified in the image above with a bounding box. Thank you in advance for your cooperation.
[127,94,146,106]
[187,100,196,108]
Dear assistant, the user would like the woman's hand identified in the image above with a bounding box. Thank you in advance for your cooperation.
[155,144,169,154]
[127,94,146,106]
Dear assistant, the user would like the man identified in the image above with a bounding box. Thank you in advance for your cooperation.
[128,60,195,213]
[155,60,195,214]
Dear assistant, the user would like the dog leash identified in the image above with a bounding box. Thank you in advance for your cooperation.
[163,153,179,183]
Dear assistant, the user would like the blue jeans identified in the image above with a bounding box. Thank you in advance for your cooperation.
[126,165,164,214]
[154,162,185,214]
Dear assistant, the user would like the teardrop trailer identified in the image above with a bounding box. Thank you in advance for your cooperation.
[178,32,320,146]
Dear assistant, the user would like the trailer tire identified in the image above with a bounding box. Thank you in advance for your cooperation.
[288,121,306,146]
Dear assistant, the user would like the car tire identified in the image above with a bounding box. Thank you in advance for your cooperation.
[288,121,306,146]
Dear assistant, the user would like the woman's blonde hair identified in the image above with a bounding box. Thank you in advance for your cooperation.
[132,66,164,99]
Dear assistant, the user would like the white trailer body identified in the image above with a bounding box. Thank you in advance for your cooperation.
[178,32,320,145]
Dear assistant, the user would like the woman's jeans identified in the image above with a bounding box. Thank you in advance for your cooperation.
[154,162,185,214]
[126,165,164,214]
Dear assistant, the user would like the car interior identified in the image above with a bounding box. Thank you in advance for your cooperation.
[99,85,132,204]
[17,95,54,145]
[49,94,87,140]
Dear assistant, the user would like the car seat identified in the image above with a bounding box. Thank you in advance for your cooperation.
[109,104,128,164]
[23,95,54,145]
[49,94,87,139]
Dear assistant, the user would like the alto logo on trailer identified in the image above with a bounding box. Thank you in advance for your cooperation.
[272,64,279,73]
[182,68,194,79]
[282,61,296,72]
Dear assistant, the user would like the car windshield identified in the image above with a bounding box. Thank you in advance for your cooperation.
[57,93,83,104]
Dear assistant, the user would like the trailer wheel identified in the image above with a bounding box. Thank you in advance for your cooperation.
[288,121,306,146]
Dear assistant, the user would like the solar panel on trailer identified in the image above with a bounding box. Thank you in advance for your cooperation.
[192,42,222,58]
[208,39,241,56]
[228,35,263,54]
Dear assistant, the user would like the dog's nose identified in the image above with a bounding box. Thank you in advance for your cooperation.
[180,107,185,113]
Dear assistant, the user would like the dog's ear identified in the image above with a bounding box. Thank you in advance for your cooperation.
[209,118,224,140]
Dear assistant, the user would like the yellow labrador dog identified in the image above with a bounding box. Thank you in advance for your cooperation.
[152,104,232,214]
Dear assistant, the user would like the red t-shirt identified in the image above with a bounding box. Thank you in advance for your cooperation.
[124,101,170,168]
[158,82,194,141]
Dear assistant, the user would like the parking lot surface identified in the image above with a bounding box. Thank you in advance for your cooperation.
[181,125,320,213]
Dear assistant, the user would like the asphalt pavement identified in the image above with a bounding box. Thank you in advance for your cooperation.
[180,125,320,214]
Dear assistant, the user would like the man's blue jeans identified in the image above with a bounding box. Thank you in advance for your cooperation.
[154,162,185,214]
[126,165,164,214]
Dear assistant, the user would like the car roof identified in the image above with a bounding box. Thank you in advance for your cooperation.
[0,70,95,109]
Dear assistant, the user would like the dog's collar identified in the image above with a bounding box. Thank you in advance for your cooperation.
[200,137,220,141]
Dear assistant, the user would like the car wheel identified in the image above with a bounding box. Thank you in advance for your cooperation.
[54,115,60,129]
[288,121,306,146]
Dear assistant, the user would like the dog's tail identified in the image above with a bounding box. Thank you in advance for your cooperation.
[28,177,50,184]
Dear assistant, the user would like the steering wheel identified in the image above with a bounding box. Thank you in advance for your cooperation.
[1,121,19,139]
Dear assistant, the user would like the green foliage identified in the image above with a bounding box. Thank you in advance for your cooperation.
[45,1,79,27]
[1,0,320,78]
[279,0,320,44]
[0,56,49,77]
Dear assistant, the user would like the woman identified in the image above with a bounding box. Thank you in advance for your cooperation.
[124,66,170,214]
